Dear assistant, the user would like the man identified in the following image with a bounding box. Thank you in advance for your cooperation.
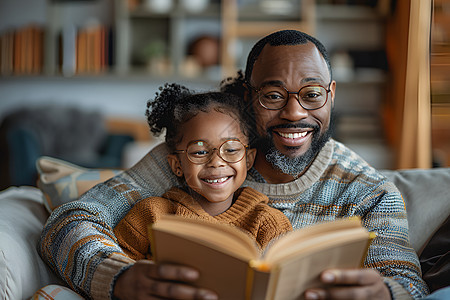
[39,30,428,300]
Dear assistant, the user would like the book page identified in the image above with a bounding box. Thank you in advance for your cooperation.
[265,238,371,300]
[263,218,363,260]
[263,227,369,264]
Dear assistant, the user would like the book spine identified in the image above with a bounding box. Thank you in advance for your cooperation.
[248,261,271,300]
[76,29,87,74]
[245,262,255,300]
[33,26,44,74]
[13,27,22,74]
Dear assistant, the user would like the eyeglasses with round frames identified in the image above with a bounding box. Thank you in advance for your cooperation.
[174,139,249,165]
[246,82,332,111]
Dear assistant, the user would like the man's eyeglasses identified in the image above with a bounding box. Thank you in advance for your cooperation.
[246,82,331,111]
[174,140,249,165]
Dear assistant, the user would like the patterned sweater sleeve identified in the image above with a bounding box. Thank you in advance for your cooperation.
[358,179,429,299]
[38,144,179,300]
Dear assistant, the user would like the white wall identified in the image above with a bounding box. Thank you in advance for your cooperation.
[0,0,47,31]
[0,0,113,31]
[0,76,216,121]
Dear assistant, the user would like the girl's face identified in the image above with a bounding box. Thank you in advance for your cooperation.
[167,110,256,216]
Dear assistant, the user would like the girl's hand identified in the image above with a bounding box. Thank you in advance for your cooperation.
[113,260,218,300]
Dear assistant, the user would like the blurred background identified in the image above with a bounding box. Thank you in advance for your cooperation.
[0,0,449,189]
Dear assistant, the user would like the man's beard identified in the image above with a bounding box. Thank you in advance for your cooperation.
[254,117,334,177]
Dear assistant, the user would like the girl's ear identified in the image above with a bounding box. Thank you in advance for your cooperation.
[167,154,183,177]
[245,148,257,170]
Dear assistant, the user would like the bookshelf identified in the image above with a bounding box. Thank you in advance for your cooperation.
[0,0,114,77]
[114,0,222,79]
[1,0,389,82]
[0,25,44,76]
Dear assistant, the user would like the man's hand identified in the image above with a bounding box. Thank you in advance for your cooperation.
[304,268,391,300]
[113,260,218,300]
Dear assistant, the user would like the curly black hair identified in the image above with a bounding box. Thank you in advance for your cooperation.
[146,83,255,150]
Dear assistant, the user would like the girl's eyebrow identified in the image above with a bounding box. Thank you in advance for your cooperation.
[187,137,244,145]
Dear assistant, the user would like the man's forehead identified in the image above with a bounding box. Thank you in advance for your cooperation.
[257,43,318,60]
[251,43,330,84]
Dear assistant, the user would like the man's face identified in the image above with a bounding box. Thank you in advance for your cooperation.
[247,43,336,174]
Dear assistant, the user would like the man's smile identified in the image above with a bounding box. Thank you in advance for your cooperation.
[270,125,316,148]
[275,130,309,139]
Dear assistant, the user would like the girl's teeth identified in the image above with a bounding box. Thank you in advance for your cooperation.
[204,177,228,183]
[278,131,307,139]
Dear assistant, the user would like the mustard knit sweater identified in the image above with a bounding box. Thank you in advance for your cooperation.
[114,186,293,261]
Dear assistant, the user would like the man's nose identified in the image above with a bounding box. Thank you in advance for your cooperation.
[279,94,308,121]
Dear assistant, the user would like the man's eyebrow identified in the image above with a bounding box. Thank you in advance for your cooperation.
[301,77,323,84]
[259,77,326,88]
[260,80,285,87]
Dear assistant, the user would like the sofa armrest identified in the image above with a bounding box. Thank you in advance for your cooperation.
[380,168,450,254]
[0,186,64,299]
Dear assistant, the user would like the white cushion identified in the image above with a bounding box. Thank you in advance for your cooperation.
[31,284,83,299]
[0,186,63,300]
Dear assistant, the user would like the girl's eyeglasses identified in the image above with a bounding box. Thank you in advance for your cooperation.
[174,139,248,164]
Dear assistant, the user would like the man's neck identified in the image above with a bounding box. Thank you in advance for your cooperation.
[253,153,305,184]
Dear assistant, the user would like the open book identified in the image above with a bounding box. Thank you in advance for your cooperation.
[148,215,375,300]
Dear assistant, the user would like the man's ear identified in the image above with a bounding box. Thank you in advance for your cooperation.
[329,80,336,108]
[167,154,183,177]
[245,148,257,170]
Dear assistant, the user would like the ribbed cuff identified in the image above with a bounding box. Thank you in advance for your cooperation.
[383,277,413,300]
[91,253,135,300]
[110,263,134,300]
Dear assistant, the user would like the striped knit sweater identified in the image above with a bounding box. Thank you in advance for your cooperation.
[114,186,293,260]
[38,139,429,299]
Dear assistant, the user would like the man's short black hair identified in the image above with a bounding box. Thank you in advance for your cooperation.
[244,29,332,82]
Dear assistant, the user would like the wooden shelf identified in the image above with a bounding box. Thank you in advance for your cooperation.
[316,4,386,21]
[220,0,316,77]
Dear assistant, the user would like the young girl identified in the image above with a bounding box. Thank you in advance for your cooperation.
[114,83,292,260]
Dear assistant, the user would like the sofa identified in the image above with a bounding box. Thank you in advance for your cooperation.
[0,105,134,191]
[0,155,449,299]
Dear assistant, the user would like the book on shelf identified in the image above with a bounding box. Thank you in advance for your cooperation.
[75,23,110,75]
[0,30,14,75]
[148,215,375,300]
[11,24,44,75]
